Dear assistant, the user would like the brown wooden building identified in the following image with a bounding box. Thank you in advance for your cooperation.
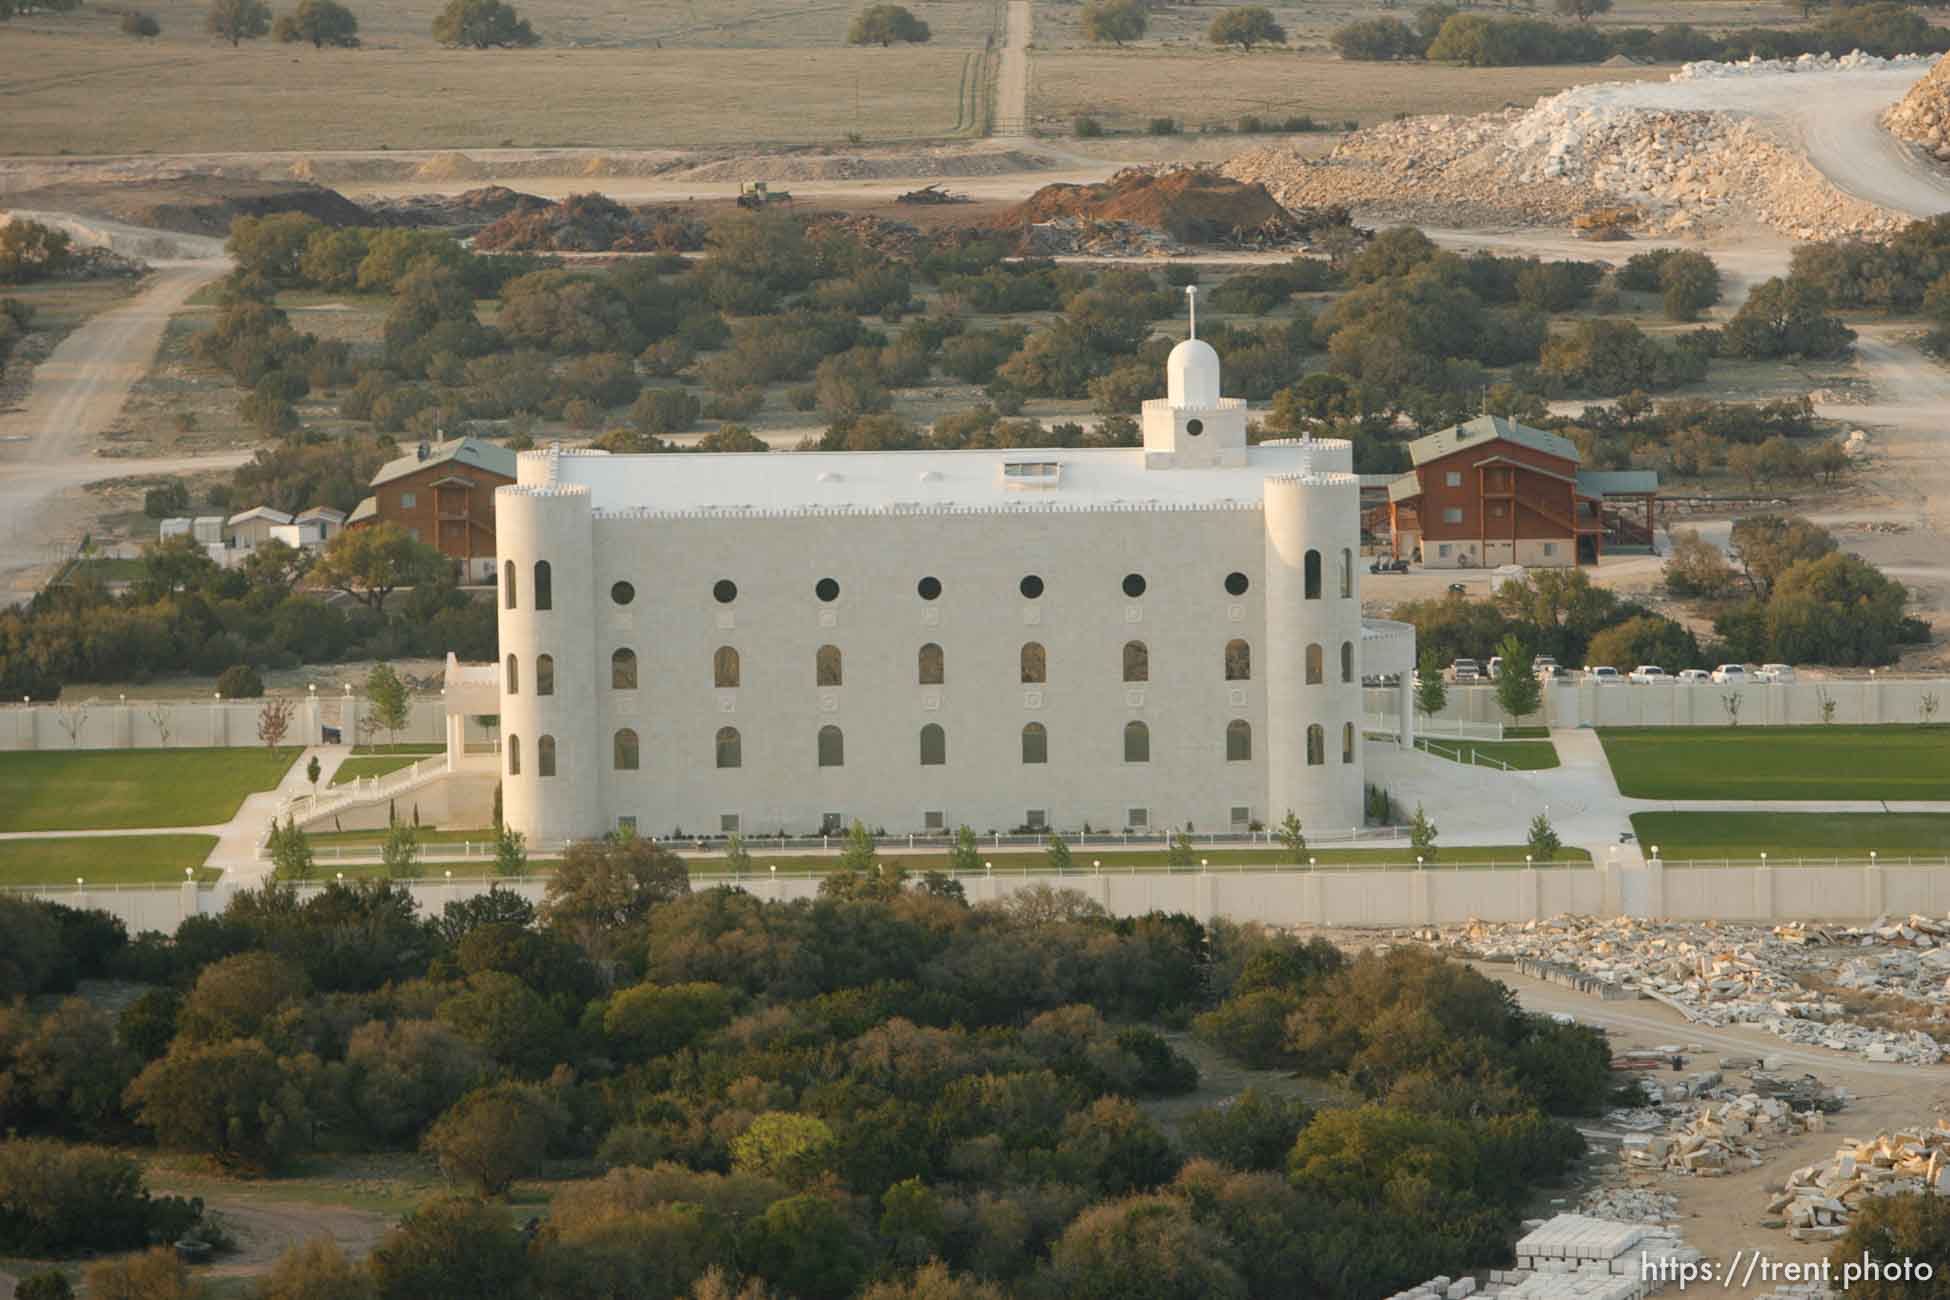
[1386,415,1655,568]
[346,437,517,583]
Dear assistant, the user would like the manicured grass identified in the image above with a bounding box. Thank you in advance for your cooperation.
[351,744,444,755]
[0,836,220,885]
[309,827,496,847]
[1504,727,1552,739]
[1600,726,1950,800]
[1415,737,1560,771]
[1631,813,1950,861]
[331,755,432,786]
[684,845,1591,872]
[0,748,300,832]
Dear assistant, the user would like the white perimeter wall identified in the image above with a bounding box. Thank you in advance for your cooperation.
[1366,678,1950,730]
[0,698,454,751]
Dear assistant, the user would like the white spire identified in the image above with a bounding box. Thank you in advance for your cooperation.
[1186,284,1198,340]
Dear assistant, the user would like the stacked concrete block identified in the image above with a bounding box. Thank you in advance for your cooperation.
[1387,1215,1701,1300]
[1770,1123,1950,1241]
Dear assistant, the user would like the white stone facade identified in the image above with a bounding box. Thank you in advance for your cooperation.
[494,329,1398,843]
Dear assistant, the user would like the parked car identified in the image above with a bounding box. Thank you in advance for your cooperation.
[1370,557,1410,574]
[1756,663,1796,683]
[1450,658,1482,682]
[1486,656,1503,680]
[1676,669,1710,683]
[1533,655,1560,681]
[1627,666,1669,684]
[1586,666,1623,684]
[1710,664,1749,684]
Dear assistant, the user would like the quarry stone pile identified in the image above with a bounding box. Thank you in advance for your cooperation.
[1883,49,1950,159]
[1430,915,1950,1064]
[1617,1086,1837,1178]
[1224,57,1917,241]
[1767,1124,1950,1242]
[1386,1215,1701,1300]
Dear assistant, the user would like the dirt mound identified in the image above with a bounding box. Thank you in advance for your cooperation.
[990,167,1330,247]
[472,192,708,252]
[360,185,551,231]
[669,147,1051,184]
[1884,50,1950,160]
[414,152,489,182]
[0,178,367,238]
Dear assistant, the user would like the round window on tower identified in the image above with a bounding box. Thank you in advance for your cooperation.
[815,578,841,603]
[917,576,941,601]
[1186,418,1204,437]
[1224,571,1250,597]
[1020,575,1044,599]
[1122,573,1146,599]
[713,579,738,604]
[611,581,635,606]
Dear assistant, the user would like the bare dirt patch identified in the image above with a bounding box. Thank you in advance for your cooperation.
[3,179,368,238]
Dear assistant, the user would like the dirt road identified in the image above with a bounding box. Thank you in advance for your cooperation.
[0,257,241,595]
[995,1,1031,137]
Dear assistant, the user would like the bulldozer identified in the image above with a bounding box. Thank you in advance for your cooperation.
[1572,205,1642,241]
[737,181,792,210]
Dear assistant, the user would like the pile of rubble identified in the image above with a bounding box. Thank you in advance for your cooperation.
[1019,217,1179,257]
[992,167,1349,252]
[358,185,549,234]
[1768,1123,1950,1242]
[1224,56,1918,241]
[1387,1215,1701,1300]
[472,192,708,253]
[1883,49,1950,160]
[1618,1079,1840,1178]
[1433,914,1950,1064]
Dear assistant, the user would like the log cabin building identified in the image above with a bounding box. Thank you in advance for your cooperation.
[346,437,518,583]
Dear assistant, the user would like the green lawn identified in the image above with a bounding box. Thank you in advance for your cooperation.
[1415,737,1560,771]
[331,756,431,786]
[0,748,300,832]
[0,835,220,885]
[309,827,496,847]
[1600,726,1950,800]
[1632,812,1950,860]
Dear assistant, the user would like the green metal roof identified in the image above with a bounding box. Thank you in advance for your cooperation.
[1406,415,1580,467]
[371,436,518,489]
[1575,469,1660,496]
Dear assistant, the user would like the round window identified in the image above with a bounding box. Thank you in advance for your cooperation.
[1020,575,1044,599]
[1225,571,1249,597]
[815,577,841,603]
[713,579,738,604]
[1122,573,1146,599]
[1186,418,1204,437]
[917,576,942,601]
[611,581,635,606]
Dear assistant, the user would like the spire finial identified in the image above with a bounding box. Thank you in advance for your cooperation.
[1185,284,1197,341]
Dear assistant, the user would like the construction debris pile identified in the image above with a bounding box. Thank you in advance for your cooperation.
[1433,915,1950,1064]
[1386,1215,1701,1300]
[1616,1076,1842,1178]
[1225,55,1922,241]
[991,167,1350,254]
[1769,1123,1950,1242]
[1883,49,1950,161]
[472,192,709,253]
[359,185,549,233]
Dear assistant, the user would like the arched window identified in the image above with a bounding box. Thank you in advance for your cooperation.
[1343,722,1356,764]
[1225,639,1250,681]
[536,654,555,696]
[534,560,552,612]
[816,645,842,687]
[538,734,557,777]
[716,726,742,769]
[1123,640,1149,683]
[714,646,740,689]
[1022,722,1047,765]
[505,653,519,695]
[1021,642,1047,685]
[1226,719,1252,762]
[918,643,944,686]
[1124,720,1150,764]
[507,734,521,776]
[503,560,517,610]
[614,728,639,771]
[818,725,844,768]
[1304,549,1321,600]
[1340,548,1354,599]
[1306,724,1324,767]
[1341,640,1355,684]
[612,648,637,691]
[1305,644,1323,686]
[920,723,946,766]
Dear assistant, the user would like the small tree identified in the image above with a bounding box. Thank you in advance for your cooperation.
[1493,634,1541,727]
[949,824,982,873]
[1553,0,1612,20]
[1722,690,1743,727]
[208,0,271,44]
[493,825,528,878]
[383,814,420,879]
[54,705,88,748]
[422,1086,552,1195]
[1409,804,1438,861]
[16,1270,74,1300]
[837,820,877,872]
[1526,812,1560,862]
[120,11,162,35]
[723,832,752,875]
[849,2,930,45]
[306,754,321,794]
[270,815,315,881]
[1276,810,1306,863]
[146,705,173,747]
[1816,686,1837,724]
[217,663,264,698]
[1209,5,1286,49]
[274,0,358,46]
[366,662,410,748]
[1082,0,1147,45]
[1047,836,1073,871]
[258,695,296,749]
[1923,692,1942,725]
[1415,650,1448,720]
[431,0,537,46]
[1167,831,1196,869]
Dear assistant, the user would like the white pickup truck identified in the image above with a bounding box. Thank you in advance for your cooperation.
[1586,666,1623,684]
[1627,666,1669,684]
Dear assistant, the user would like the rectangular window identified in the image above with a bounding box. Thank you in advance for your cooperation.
[1127,807,1148,829]
[1442,507,1463,524]
[1230,805,1251,829]
[1437,544,1452,558]
[720,813,740,834]
[1543,542,1557,556]
[1444,471,1462,487]
[401,492,417,508]
[1026,809,1047,831]
[617,815,637,834]
[924,810,945,832]
[821,812,844,836]
[407,528,420,542]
